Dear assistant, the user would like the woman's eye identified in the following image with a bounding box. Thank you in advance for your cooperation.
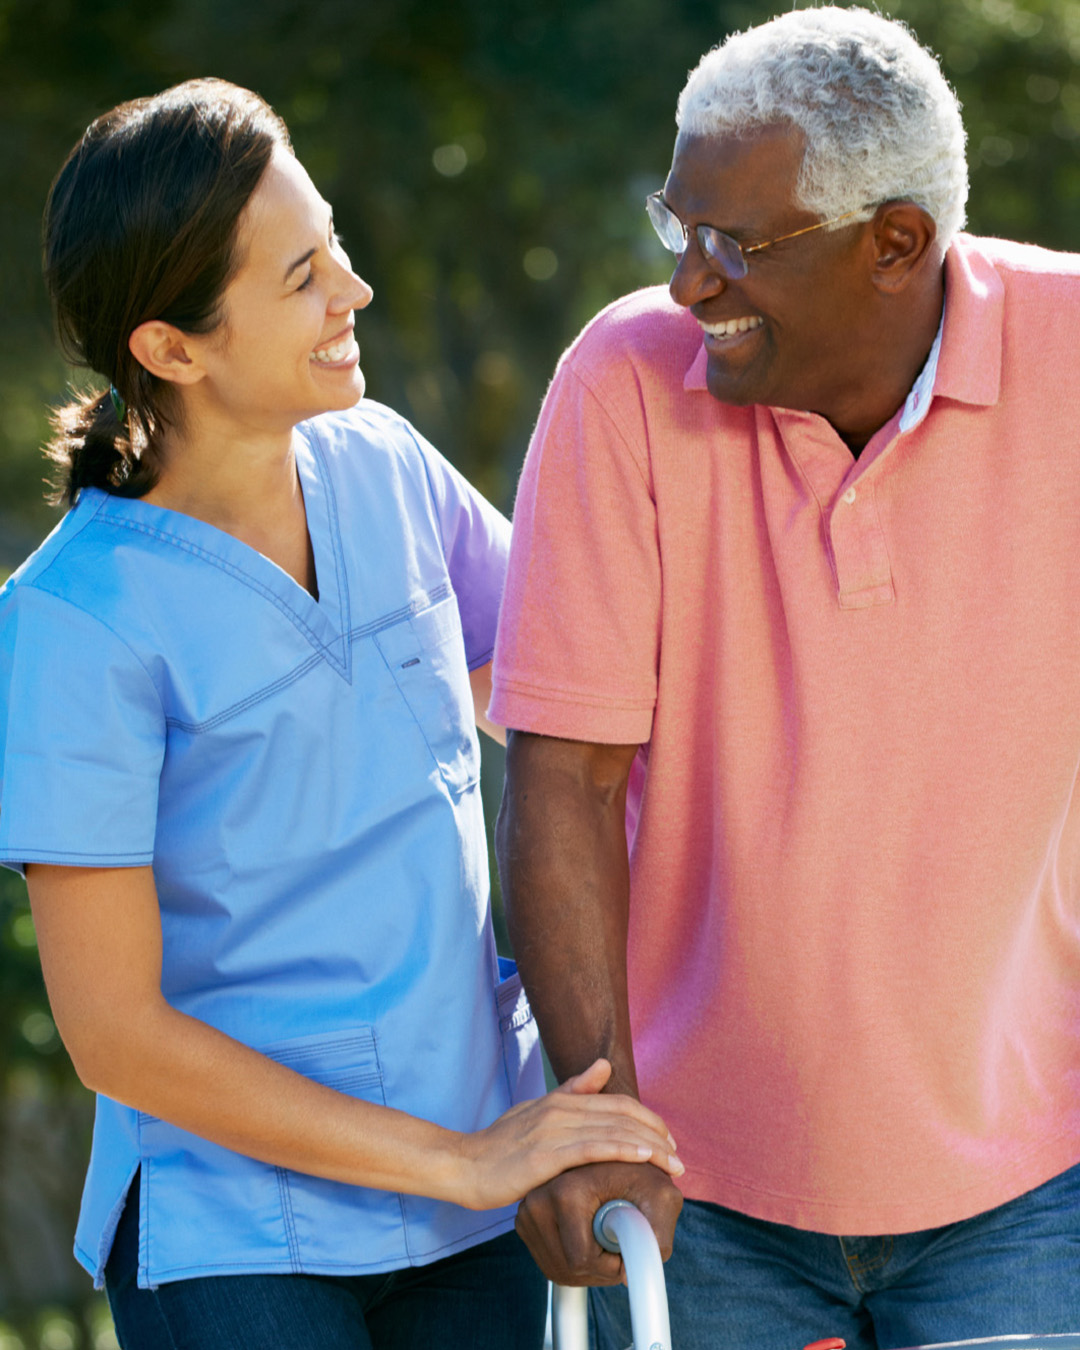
[295,272,314,292]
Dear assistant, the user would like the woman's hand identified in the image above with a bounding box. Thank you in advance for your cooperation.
[26,866,676,1209]
[449,1058,683,1211]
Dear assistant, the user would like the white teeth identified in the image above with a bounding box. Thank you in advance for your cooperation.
[700,316,763,338]
[310,338,357,364]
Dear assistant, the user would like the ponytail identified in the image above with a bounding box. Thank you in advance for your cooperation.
[41,79,289,510]
[45,386,160,506]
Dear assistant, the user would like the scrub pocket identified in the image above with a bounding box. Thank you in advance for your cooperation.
[136,1026,411,1281]
[374,596,481,796]
[497,957,544,1102]
[262,1027,410,1268]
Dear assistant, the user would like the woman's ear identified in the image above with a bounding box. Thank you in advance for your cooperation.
[869,201,939,295]
[128,321,207,386]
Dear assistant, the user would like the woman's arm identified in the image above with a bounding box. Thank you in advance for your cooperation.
[470,661,505,745]
[27,863,680,1210]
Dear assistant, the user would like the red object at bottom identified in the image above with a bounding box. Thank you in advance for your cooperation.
[804,1340,847,1350]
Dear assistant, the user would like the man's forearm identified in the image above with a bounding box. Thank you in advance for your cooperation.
[496,731,641,1096]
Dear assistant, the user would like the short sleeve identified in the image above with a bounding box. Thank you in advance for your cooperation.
[409,430,511,670]
[0,584,166,874]
[490,356,661,744]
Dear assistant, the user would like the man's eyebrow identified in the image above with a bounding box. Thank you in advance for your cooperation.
[283,247,318,284]
[674,198,755,242]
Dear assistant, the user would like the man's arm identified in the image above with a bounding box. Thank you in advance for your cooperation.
[496,729,683,1284]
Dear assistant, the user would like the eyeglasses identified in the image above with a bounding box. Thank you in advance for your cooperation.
[645,191,867,280]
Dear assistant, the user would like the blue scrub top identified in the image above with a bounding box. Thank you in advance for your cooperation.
[0,402,543,1289]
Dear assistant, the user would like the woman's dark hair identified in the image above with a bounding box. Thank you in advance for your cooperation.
[43,78,291,504]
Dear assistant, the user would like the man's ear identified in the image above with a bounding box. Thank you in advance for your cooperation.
[128,321,207,386]
[869,201,938,295]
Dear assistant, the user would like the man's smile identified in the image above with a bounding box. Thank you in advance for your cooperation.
[698,316,763,339]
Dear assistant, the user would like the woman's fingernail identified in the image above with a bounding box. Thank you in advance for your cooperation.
[670,1155,685,1175]
[637,1145,652,1159]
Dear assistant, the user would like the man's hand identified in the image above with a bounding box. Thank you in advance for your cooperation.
[497,734,681,1281]
[515,1160,684,1286]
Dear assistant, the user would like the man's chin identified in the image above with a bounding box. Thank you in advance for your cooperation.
[705,366,763,408]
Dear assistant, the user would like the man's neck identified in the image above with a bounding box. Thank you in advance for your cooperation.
[829,267,946,455]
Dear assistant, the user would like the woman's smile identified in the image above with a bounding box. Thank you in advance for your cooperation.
[310,327,359,367]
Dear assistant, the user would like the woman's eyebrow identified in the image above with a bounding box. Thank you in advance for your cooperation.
[283,247,318,284]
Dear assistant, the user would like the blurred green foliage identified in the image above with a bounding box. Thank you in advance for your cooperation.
[1,0,1076,551]
[0,0,1076,1339]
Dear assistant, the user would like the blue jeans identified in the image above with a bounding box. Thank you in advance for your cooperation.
[592,1163,1080,1350]
[105,1182,547,1350]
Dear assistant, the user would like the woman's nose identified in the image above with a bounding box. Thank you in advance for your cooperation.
[349,274,374,310]
[332,264,373,312]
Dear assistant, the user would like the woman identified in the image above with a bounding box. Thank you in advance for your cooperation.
[0,80,680,1349]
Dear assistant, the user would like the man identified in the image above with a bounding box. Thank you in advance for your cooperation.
[490,7,1080,1348]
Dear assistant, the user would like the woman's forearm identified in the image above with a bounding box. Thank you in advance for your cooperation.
[27,862,680,1212]
[87,995,475,1197]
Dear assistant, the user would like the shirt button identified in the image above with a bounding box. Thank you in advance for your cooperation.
[842,487,857,505]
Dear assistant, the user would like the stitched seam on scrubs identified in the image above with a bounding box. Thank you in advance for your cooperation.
[367,1029,416,1262]
[164,650,326,733]
[301,425,353,680]
[0,848,152,862]
[497,1020,517,1107]
[140,1217,517,1275]
[346,583,453,642]
[159,589,457,734]
[276,1167,302,1270]
[250,1215,516,1269]
[405,424,506,671]
[17,583,166,726]
[397,1213,514,1259]
[373,642,480,798]
[466,644,496,673]
[91,515,348,673]
[410,423,464,563]
[73,1240,101,1289]
[12,487,108,591]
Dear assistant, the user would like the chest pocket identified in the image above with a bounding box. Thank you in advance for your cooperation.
[374,595,480,796]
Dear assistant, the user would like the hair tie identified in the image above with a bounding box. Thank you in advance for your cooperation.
[109,385,126,422]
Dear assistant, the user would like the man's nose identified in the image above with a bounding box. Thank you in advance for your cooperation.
[668,245,727,310]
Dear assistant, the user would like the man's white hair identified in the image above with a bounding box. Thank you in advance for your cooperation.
[676,6,968,248]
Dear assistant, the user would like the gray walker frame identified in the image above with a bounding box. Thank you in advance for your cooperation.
[547,1207,1080,1350]
[550,1201,672,1350]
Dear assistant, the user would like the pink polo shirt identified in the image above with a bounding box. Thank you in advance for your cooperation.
[491,234,1080,1235]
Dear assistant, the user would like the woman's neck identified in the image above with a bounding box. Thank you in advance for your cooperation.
[143,424,318,597]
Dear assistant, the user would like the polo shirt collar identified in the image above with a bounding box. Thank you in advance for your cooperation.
[933,233,1003,408]
[681,232,1004,412]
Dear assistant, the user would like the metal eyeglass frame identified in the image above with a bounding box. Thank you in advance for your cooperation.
[645,190,868,280]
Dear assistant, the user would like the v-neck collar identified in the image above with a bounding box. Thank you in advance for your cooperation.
[83,430,352,679]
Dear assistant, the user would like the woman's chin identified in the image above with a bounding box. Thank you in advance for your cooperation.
[309,368,366,414]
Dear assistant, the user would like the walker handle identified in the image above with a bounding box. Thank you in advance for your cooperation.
[593,1200,672,1350]
[550,1200,673,1350]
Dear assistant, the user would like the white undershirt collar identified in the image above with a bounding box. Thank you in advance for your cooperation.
[897,307,946,434]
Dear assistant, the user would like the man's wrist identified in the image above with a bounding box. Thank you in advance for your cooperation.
[551,1053,639,1099]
